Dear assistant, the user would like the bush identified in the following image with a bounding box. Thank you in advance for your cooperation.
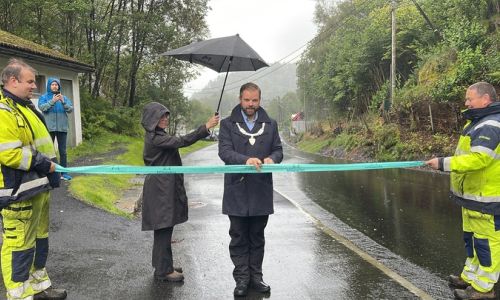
[80,92,142,140]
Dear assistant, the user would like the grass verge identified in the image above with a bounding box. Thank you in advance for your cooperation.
[67,132,214,218]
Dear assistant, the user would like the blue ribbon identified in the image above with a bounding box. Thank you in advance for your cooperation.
[56,161,425,174]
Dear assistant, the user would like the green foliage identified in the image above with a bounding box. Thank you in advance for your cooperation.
[329,132,363,152]
[297,137,331,154]
[370,81,390,112]
[69,174,133,218]
[67,132,135,163]
[444,20,488,50]
[372,123,402,161]
[299,0,497,129]
[80,91,142,140]
[184,100,213,130]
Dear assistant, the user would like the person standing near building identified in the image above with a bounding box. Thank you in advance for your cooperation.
[0,58,66,299]
[38,78,73,181]
[141,102,219,282]
[218,82,283,297]
[426,81,499,300]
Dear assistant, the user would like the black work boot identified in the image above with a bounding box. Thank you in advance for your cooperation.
[34,287,67,300]
[250,278,271,293]
[453,286,496,300]
[448,274,470,289]
[234,281,248,297]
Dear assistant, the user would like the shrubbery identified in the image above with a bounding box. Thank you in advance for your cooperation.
[80,91,143,140]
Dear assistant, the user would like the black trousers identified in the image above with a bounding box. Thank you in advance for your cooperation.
[228,215,269,283]
[152,227,174,275]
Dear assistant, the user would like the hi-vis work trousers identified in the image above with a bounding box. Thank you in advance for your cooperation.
[460,207,500,293]
[1,192,52,300]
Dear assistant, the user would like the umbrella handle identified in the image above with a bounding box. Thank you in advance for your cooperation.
[216,56,233,114]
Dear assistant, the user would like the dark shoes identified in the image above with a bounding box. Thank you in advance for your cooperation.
[154,270,184,282]
[234,281,248,297]
[250,279,271,293]
[448,274,470,289]
[34,287,67,300]
[234,279,271,296]
[453,286,496,299]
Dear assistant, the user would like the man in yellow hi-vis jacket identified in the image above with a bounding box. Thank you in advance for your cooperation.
[0,58,66,300]
[426,82,500,300]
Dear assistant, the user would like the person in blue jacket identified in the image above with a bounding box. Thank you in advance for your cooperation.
[38,78,73,181]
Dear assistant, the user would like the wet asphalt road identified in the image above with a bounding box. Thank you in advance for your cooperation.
[0,144,457,299]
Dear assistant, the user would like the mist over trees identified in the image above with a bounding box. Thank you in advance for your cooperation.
[299,0,499,132]
[189,62,298,117]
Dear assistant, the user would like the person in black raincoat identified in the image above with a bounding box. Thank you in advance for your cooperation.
[141,102,219,282]
[218,82,283,297]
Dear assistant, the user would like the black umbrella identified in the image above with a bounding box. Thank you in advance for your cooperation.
[161,34,268,113]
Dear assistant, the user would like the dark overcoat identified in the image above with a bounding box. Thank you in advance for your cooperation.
[141,102,209,231]
[218,105,283,216]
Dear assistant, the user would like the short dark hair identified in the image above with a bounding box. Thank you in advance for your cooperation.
[468,82,498,102]
[1,58,36,85]
[239,82,261,99]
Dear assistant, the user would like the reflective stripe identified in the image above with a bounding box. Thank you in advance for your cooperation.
[13,178,49,197]
[0,102,12,112]
[476,268,500,282]
[34,137,52,148]
[30,279,51,293]
[465,257,478,271]
[474,120,500,131]
[462,258,478,281]
[454,148,499,160]
[0,187,14,196]
[470,146,498,159]
[443,157,452,172]
[0,176,49,197]
[30,268,51,293]
[0,141,22,152]
[463,269,476,282]
[473,276,494,291]
[18,146,32,171]
[451,189,500,203]
[6,280,32,299]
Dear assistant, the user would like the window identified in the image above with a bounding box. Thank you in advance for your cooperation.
[33,75,46,96]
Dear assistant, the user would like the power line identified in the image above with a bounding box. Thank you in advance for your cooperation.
[184,0,375,95]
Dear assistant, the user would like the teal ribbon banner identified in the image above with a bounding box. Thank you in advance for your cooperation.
[56,161,425,175]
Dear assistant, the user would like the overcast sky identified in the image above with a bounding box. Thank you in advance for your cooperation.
[183,0,318,96]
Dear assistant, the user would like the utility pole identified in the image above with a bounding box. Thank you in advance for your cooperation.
[303,84,307,132]
[390,0,396,108]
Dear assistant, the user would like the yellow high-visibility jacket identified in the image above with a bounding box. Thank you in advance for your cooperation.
[443,102,500,215]
[0,89,56,208]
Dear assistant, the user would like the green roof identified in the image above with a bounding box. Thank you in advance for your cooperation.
[0,29,94,72]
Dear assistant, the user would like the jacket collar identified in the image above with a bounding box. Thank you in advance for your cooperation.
[1,88,32,107]
[229,104,271,123]
[462,102,500,120]
[1,88,47,126]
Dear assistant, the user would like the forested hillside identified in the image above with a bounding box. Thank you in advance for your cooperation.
[0,0,210,137]
[293,0,499,161]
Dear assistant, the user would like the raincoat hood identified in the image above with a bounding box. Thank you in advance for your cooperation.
[45,77,62,97]
[141,102,170,132]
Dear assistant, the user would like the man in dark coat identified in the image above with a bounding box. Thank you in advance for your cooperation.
[141,102,219,282]
[218,82,283,297]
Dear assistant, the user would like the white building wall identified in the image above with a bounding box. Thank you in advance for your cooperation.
[0,57,83,146]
